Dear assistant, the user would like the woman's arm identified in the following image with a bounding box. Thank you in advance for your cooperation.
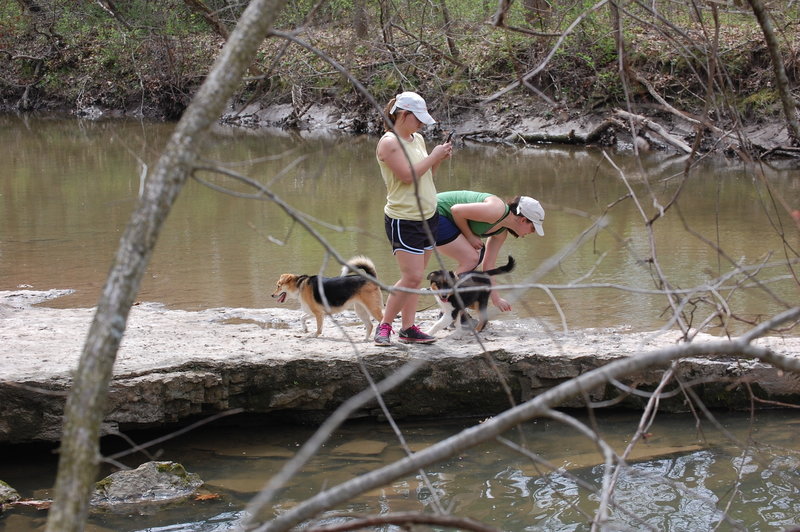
[450,196,506,250]
[483,232,512,311]
[377,135,451,183]
[482,231,508,270]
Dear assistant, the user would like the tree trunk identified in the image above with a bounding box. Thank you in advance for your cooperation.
[438,0,459,58]
[379,0,396,58]
[43,1,288,531]
[353,0,368,39]
[747,0,800,145]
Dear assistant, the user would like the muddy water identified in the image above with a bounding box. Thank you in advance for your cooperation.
[2,116,799,531]
[2,115,797,333]
[1,411,798,531]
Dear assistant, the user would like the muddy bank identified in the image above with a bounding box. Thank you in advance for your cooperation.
[224,100,796,157]
[8,95,797,158]
[35,94,796,157]
[1,290,798,445]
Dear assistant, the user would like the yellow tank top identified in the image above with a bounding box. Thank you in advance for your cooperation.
[377,132,437,220]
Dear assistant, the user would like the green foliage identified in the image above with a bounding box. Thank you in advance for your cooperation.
[370,66,402,101]
[739,88,780,118]
[0,0,26,51]
[446,79,470,96]
[0,0,788,121]
[279,0,355,27]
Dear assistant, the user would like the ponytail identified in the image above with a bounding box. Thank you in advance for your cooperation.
[506,196,522,214]
[383,98,398,132]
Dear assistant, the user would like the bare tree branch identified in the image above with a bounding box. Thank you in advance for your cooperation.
[95,0,132,30]
[306,512,501,532]
[242,361,423,528]
[746,0,800,145]
[45,1,290,530]
[482,0,609,105]
[182,0,230,40]
[251,307,800,531]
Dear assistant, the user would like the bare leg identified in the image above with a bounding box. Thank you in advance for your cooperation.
[436,234,482,274]
[380,249,431,330]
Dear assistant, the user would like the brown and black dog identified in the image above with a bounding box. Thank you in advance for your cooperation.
[271,256,383,340]
[426,256,516,336]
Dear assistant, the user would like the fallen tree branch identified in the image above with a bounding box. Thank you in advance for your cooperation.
[95,0,132,30]
[614,109,693,153]
[503,118,618,145]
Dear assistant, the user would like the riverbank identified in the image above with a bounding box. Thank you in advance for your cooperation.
[5,3,800,159]
[221,98,797,156]
[2,290,798,445]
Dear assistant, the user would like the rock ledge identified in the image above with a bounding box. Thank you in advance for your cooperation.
[1,290,798,445]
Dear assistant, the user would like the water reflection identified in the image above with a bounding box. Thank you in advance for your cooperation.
[0,411,798,531]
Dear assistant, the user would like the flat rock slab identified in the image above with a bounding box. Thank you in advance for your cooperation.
[1,291,798,444]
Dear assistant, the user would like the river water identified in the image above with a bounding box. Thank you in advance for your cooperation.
[2,411,799,531]
[1,116,799,531]
[2,115,797,333]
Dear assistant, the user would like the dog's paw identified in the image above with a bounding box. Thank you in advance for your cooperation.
[460,316,480,330]
[448,328,472,340]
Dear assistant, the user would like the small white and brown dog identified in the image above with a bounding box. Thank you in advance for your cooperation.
[426,256,516,336]
[271,256,383,340]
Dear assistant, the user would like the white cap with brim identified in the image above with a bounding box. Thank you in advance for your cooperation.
[390,91,436,125]
[516,196,545,236]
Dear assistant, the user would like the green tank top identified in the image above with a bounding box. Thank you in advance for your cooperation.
[436,190,509,236]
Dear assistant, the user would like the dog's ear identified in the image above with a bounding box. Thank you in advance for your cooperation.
[427,271,437,281]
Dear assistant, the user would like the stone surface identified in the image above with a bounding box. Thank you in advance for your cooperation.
[0,480,20,504]
[90,461,203,508]
[1,290,799,444]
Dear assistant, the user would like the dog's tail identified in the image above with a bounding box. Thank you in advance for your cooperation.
[341,255,378,279]
[485,255,515,276]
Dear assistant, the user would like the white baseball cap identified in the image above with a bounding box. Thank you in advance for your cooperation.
[390,91,436,125]
[517,196,545,235]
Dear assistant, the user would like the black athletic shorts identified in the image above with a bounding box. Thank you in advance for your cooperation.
[384,212,439,255]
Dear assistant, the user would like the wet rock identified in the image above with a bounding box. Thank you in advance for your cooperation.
[75,105,104,120]
[91,461,203,508]
[331,440,389,456]
[0,480,20,504]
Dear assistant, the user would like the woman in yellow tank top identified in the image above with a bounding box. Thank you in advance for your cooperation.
[374,91,452,345]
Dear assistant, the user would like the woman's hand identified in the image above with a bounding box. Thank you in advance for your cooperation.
[431,141,452,162]
[466,234,483,250]
[492,294,512,312]
[429,141,452,175]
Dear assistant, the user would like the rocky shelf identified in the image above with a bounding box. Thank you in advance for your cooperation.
[1,290,798,445]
